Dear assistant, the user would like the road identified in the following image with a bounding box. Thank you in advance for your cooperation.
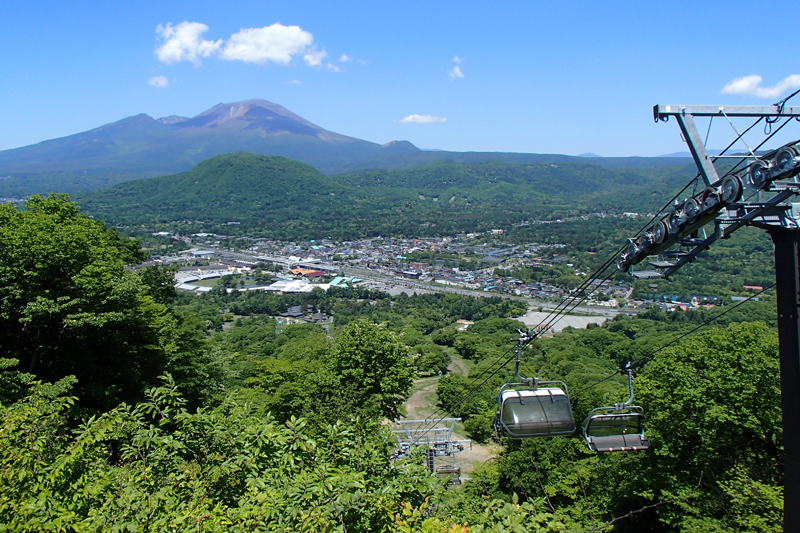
[340,265,630,318]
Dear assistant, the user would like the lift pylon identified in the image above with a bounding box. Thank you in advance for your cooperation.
[621,101,800,532]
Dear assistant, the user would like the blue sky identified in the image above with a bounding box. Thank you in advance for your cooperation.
[1,1,798,156]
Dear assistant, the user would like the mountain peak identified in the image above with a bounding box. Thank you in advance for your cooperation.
[157,115,189,125]
[188,99,315,126]
[168,99,342,139]
[382,140,419,152]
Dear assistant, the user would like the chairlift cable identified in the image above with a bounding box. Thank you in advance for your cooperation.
[403,331,525,445]
[406,348,519,446]
[402,170,755,446]
[569,283,775,401]
[410,202,735,445]
[569,369,623,400]
[408,219,678,444]
[524,162,723,334]
[628,282,775,371]
[521,138,755,336]
[774,86,800,109]
[715,116,794,181]
[533,270,618,335]
[407,255,623,443]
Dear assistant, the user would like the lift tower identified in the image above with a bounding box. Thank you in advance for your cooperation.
[618,103,800,531]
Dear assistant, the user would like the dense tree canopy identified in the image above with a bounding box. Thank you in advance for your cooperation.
[0,194,786,531]
[0,374,442,532]
[0,195,218,411]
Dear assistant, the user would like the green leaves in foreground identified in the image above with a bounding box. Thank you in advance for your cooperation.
[0,374,439,532]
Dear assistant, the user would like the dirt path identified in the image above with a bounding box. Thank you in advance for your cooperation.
[403,377,440,421]
[448,354,469,376]
[398,353,496,477]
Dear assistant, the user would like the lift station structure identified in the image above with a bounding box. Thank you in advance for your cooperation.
[617,100,800,531]
[391,418,472,484]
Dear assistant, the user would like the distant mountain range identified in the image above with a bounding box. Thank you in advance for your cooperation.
[0,99,694,196]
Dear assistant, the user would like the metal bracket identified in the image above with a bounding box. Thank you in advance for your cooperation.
[675,113,718,187]
[655,104,800,119]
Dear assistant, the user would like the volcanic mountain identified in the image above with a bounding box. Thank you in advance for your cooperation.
[0,100,387,193]
[0,99,690,196]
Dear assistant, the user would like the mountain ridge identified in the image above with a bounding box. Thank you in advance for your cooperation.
[0,99,695,197]
[75,152,692,240]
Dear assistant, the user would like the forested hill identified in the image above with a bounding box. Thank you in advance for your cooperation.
[76,152,695,239]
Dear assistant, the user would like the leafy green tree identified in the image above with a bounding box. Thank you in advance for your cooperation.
[432,328,456,347]
[0,358,33,405]
[454,336,479,360]
[635,321,782,530]
[0,195,218,411]
[325,322,415,421]
[412,343,451,377]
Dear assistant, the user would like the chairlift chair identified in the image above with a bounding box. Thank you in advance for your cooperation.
[495,381,576,438]
[493,331,576,439]
[436,464,462,485]
[582,364,650,452]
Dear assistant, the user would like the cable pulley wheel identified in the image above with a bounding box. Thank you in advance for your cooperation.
[682,198,700,222]
[776,146,800,174]
[666,209,682,234]
[651,220,667,244]
[747,161,770,190]
[719,176,743,204]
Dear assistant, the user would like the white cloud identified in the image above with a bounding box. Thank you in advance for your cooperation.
[339,53,351,62]
[148,76,169,88]
[219,23,314,64]
[721,74,800,99]
[288,79,302,84]
[155,21,337,71]
[303,47,327,66]
[453,55,464,63]
[155,22,222,66]
[448,66,464,80]
[400,114,447,124]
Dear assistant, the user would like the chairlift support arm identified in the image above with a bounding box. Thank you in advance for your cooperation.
[675,113,719,187]
[638,103,800,532]
[615,365,635,409]
[655,105,800,187]
[654,104,800,119]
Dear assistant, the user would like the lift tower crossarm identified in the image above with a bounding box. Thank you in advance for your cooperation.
[654,104,800,118]
[655,104,800,188]
[635,102,800,532]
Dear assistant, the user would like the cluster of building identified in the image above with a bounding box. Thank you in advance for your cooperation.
[153,230,733,311]
[161,233,582,297]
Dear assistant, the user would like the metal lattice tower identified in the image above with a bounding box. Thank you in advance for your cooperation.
[390,418,471,482]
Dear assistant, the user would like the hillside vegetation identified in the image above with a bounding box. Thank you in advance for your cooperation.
[0,196,784,531]
[0,99,693,197]
[76,153,695,239]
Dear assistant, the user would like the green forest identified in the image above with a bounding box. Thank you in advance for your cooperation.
[74,153,696,240]
[0,195,784,531]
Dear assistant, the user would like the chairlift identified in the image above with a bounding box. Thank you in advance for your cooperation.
[435,464,462,485]
[582,364,650,452]
[494,331,576,438]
